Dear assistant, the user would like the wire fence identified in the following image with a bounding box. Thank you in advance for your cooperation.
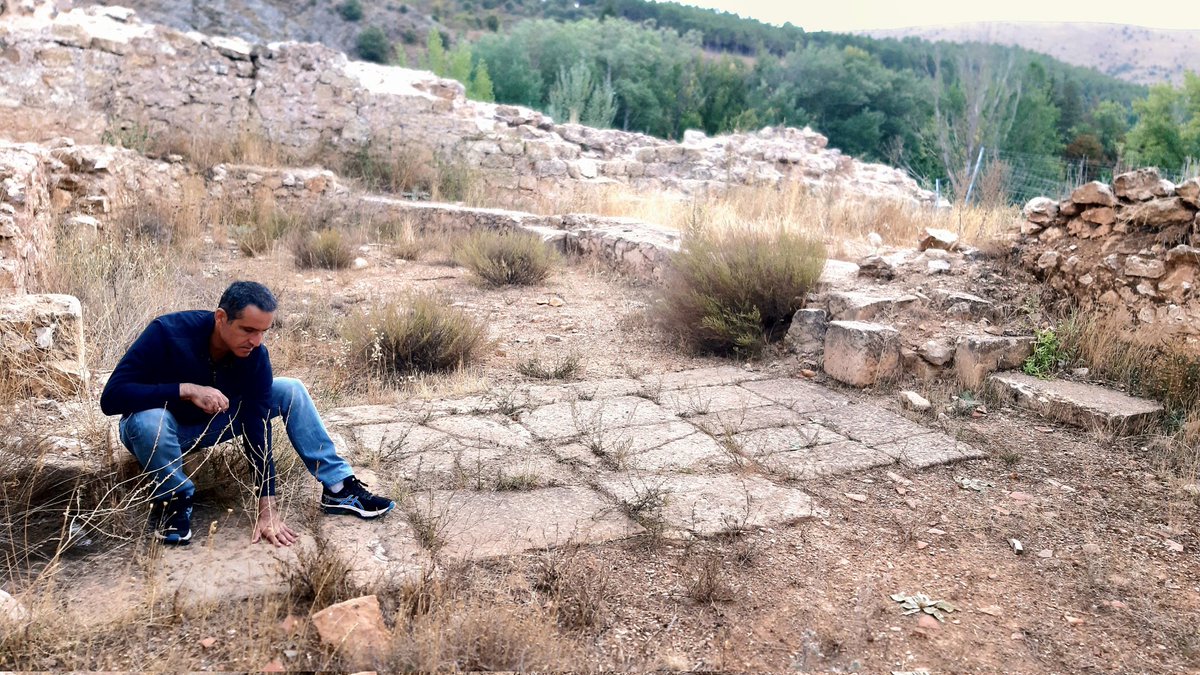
[931,149,1200,207]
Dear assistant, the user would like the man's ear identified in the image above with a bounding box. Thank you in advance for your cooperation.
[214,308,228,324]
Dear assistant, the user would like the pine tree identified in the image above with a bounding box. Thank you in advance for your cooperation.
[469,61,496,102]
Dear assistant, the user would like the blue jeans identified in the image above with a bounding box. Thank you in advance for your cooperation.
[119,377,353,500]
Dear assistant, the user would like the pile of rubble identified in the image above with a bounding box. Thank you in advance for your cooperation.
[1019,168,1200,340]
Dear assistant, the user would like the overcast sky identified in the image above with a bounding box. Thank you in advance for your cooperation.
[677,0,1200,32]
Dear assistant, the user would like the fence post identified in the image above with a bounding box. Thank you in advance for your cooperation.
[963,146,985,206]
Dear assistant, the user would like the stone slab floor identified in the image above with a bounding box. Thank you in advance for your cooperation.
[112,366,990,613]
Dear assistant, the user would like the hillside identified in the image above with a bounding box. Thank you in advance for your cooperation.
[865,22,1200,86]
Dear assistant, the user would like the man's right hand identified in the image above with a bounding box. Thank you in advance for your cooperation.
[180,383,230,415]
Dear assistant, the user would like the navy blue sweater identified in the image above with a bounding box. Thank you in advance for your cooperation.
[100,310,276,497]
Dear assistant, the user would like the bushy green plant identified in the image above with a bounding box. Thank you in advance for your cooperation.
[455,230,559,286]
[356,26,391,64]
[292,229,355,269]
[337,0,363,21]
[345,296,490,378]
[1022,328,1062,379]
[658,228,826,357]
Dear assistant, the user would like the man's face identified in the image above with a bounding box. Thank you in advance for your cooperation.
[215,305,274,358]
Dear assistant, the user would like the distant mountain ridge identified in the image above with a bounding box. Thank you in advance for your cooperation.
[863,22,1200,85]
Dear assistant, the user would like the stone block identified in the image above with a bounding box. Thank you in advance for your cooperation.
[311,595,390,672]
[822,320,901,387]
[1178,177,1200,208]
[1122,197,1196,227]
[1023,196,1058,224]
[954,335,1034,389]
[1124,256,1165,279]
[827,291,918,321]
[918,227,958,251]
[1113,168,1170,201]
[785,308,827,353]
[1070,181,1117,207]
[987,372,1163,435]
[0,293,87,399]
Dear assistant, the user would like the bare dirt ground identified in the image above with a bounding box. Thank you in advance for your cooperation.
[4,236,1200,673]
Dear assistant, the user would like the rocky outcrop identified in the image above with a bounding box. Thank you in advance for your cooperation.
[0,4,936,206]
[0,144,53,293]
[1019,168,1200,337]
[0,293,88,398]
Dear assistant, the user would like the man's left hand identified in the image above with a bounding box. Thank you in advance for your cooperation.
[252,497,299,547]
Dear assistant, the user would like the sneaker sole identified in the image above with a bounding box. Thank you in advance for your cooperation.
[156,529,193,546]
[321,502,395,519]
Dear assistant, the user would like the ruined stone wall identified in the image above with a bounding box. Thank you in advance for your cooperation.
[0,144,52,293]
[0,4,936,206]
[1019,168,1200,339]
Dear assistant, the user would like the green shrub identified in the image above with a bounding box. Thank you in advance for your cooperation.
[455,230,559,286]
[356,26,391,64]
[517,353,582,380]
[658,228,826,357]
[292,229,355,269]
[345,296,490,378]
[337,0,363,21]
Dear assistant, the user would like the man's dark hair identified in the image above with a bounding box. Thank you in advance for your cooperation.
[218,281,277,320]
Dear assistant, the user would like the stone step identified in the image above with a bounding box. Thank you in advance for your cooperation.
[987,372,1164,434]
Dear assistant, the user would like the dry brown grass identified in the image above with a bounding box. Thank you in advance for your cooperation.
[455,230,561,286]
[342,295,491,382]
[527,182,1019,253]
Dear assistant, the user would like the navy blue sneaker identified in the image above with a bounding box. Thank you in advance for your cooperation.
[321,476,395,519]
[150,492,193,546]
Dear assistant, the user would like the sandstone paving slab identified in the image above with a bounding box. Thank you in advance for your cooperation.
[686,404,807,435]
[731,425,851,457]
[649,365,765,390]
[658,384,775,418]
[519,396,679,441]
[756,440,895,479]
[353,422,461,458]
[595,473,820,536]
[323,404,427,428]
[156,511,307,605]
[553,428,731,474]
[427,414,535,449]
[873,433,986,469]
[407,486,642,560]
[739,378,850,414]
[812,403,936,448]
[987,372,1163,434]
[321,512,429,590]
[569,378,646,401]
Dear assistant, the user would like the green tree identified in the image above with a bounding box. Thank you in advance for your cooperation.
[355,26,391,64]
[337,0,363,21]
[448,42,473,83]
[423,27,449,76]
[469,60,496,102]
[548,61,615,127]
[1125,83,1188,169]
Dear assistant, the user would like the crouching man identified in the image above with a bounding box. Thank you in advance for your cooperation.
[100,280,394,546]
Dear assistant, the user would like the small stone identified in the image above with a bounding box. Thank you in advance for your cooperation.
[800,369,817,378]
[927,259,952,274]
[1081,543,1101,556]
[1109,600,1128,610]
[199,637,217,649]
[1064,615,1085,627]
[1037,549,1053,558]
[844,492,868,503]
[1009,538,1024,554]
[898,390,932,412]
[915,540,929,550]
[919,227,959,251]
[1008,492,1035,503]
[916,614,941,630]
[1165,539,1184,552]
[353,257,369,270]
[545,334,564,342]
[261,658,286,672]
[977,605,1003,617]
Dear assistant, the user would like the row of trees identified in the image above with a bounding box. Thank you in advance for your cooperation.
[385,4,1199,196]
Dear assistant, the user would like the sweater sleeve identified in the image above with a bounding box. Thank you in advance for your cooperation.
[239,348,277,498]
[100,320,181,416]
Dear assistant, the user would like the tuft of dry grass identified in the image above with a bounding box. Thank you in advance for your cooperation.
[340,142,483,203]
[515,353,582,380]
[455,230,560,286]
[684,551,734,604]
[532,550,610,630]
[658,226,826,357]
[285,532,364,612]
[343,296,490,381]
[292,229,357,270]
